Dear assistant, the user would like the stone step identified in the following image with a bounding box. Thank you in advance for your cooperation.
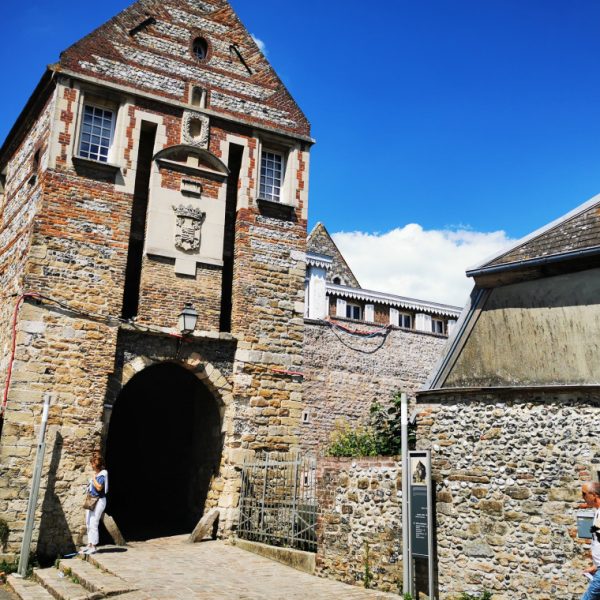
[32,568,101,600]
[58,559,134,597]
[7,575,55,600]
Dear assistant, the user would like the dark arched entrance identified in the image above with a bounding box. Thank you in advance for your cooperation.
[105,362,222,541]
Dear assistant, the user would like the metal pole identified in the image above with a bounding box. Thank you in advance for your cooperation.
[427,450,435,600]
[401,391,412,595]
[17,393,51,578]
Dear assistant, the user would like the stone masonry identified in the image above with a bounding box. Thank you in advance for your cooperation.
[302,320,447,455]
[417,390,599,600]
[316,457,403,594]
[0,0,312,558]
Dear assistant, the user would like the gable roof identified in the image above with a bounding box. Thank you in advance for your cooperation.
[1,0,313,170]
[468,193,600,278]
[71,0,311,134]
[307,223,361,288]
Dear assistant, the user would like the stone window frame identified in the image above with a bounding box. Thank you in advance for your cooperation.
[71,86,125,168]
[255,135,298,207]
[78,104,116,163]
[190,85,207,109]
[259,149,284,202]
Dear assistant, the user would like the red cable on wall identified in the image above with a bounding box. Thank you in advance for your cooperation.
[1,292,41,419]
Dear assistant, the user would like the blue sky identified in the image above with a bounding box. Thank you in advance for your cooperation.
[2,0,599,304]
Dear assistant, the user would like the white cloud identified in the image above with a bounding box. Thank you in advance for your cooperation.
[251,34,267,56]
[331,224,517,307]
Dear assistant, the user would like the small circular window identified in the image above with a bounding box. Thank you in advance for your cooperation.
[192,37,208,61]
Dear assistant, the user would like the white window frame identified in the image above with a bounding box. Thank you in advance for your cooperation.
[432,318,445,334]
[256,136,297,206]
[71,88,123,167]
[400,313,412,329]
[78,104,117,163]
[346,303,362,321]
[259,148,285,202]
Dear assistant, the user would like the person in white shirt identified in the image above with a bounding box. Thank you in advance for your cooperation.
[80,453,108,556]
[581,482,600,600]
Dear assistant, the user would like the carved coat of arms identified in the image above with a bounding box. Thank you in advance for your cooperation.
[172,204,206,252]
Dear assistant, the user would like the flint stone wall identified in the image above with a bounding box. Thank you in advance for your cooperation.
[315,456,403,593]
[302,321,447,454]
[416,389,600,600]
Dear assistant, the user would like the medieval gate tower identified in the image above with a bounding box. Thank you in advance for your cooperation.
[0,0,312,557]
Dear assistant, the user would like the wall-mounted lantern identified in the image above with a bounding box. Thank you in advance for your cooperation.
[178,302,198,335]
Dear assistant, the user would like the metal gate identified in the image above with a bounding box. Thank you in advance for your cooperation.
[238,452,317,552]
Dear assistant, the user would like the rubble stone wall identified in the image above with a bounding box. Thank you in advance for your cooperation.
[302,320,447,454]
[315,456,403,593]
[416,389,600,600]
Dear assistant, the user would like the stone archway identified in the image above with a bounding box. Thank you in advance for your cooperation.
[105,360,228,541]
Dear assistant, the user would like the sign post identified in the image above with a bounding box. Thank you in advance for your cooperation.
[408,449,435,599]
[401,393,411,596]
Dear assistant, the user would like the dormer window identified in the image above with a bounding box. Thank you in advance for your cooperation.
[432,318,445,334]
[78,105,116,163]
[259,150,283,202]
[346,303,362,320]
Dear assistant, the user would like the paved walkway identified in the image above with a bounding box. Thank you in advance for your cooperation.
[0,584,17,600]
[89,536,397,599]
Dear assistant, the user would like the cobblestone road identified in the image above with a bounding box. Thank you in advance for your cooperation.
[89,536,397,599]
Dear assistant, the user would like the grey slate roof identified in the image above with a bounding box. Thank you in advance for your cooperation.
[471,194,600,272]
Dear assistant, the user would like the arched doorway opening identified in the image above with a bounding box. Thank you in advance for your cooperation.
[105,362,222,541]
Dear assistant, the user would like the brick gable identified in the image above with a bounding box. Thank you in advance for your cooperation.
[57,0,311,138]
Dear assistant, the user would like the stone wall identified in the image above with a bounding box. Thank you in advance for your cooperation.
[302,320,447,455]
[315,456,403,593]
[0,91,55,406]
[416,389,600,600]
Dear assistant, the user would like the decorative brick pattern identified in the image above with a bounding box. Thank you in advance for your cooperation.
[0,0,311,559]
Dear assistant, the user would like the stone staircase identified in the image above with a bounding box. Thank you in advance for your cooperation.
[7,555,149,600]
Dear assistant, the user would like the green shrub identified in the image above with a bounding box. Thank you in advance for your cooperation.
[327,392,415,457]
[0,558,18,576]
[328,422,378,457]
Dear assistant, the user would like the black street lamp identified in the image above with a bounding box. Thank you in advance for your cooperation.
[178,302,198,335]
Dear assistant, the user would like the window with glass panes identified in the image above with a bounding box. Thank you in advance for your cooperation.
[432,319,444,334]
[346,303,362,320]
[79,105,115,162]
[259,150,283,202]
[400,313,412,329]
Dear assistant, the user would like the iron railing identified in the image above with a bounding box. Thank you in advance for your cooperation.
[238,451,317,552]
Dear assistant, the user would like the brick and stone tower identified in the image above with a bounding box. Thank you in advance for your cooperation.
[0,0,312,557]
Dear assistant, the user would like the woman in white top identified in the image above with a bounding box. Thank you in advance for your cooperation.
[81,452,108,555]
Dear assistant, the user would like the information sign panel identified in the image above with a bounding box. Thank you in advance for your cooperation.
[408,450,434,597]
